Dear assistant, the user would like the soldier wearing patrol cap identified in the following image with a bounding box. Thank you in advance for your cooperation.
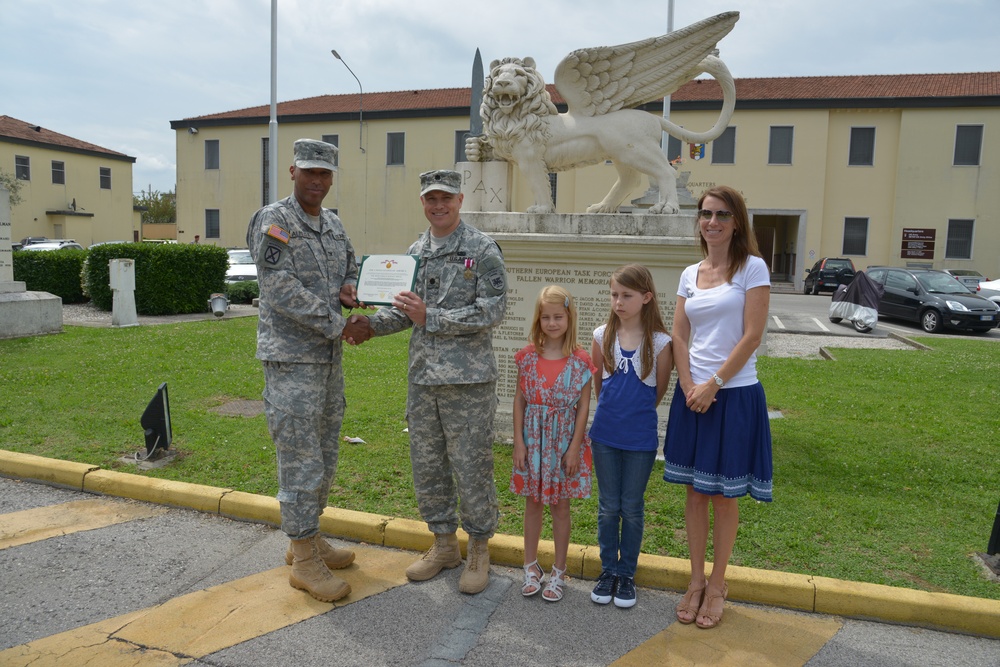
[246,138,370,603]
[350,169,507,595]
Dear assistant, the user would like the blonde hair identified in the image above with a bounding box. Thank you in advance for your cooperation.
[601,264,668,380]
[529,285,579,357]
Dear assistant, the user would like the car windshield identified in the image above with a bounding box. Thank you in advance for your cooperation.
[229,250,253,265]
[824,259,853,270]
[917,272,973,295]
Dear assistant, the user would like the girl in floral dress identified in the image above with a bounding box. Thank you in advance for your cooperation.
[510,285,596,602]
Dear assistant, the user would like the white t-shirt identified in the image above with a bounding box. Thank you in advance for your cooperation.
[676,255,770,388]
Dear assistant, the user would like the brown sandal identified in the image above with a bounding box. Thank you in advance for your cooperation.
[675,582,706,624]
[695,583,728,629]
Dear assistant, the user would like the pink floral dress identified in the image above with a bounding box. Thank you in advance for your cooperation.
[509,345,596,504]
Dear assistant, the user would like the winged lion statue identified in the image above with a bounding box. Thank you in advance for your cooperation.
[464,11,739,215]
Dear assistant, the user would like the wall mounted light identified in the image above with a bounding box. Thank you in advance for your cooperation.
[188,127,199,134]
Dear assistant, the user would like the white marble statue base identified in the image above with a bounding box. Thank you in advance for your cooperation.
[0,291,62,339]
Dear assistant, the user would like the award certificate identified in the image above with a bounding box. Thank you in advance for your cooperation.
[356,254,420,306]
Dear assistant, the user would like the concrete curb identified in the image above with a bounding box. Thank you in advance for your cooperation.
[3,449,999,639]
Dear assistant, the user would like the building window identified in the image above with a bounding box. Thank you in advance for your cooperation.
[387,132,405,165]
[711,127,736,164]
[205,209,220,239]
[842,217,868,255]
[205,140,220,170]
[666,135,682,163]
[15,155,30,180]
[52,161,65,185]
[100,167,111,190]
[768,126,793,165]
[455,130,472,164]
[945,219,974,259]
[321,134,340,167]
[953,125,983,166]
[849,127,875,166]
[261,138,270,207]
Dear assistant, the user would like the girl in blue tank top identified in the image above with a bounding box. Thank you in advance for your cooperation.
[587,264,672,609]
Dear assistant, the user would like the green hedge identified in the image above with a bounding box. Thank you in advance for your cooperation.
[84,243,229,315]
[12,248,88,303]
[226,280,259,304]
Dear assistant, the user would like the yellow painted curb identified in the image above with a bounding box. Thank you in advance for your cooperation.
[383,516,435,551]
[814,575,1000,638]
[220,490,280,526]
[0,450,97,490]
[320,506,389,545]
[83,469,228,514]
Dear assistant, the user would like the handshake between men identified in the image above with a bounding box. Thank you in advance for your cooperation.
[341,289,427,346]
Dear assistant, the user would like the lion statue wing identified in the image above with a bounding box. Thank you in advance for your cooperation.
[552,11,739,117]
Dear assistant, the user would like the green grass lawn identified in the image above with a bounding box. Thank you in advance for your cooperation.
[1,318,998,600]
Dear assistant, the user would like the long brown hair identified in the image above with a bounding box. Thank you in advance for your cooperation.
[698,185,762,283]
[601,264,668,380]
[528,285,579,356]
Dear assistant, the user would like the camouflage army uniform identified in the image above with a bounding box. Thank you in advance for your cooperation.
[368,220,507,539]
[247,194,359,540]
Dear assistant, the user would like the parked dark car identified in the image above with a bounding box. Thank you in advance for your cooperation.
[865,267,999,334]
[804,257,856,295]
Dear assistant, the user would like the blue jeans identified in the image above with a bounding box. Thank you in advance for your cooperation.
[591,441,656,578]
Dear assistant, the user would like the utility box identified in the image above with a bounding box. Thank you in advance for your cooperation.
[110,258,138,328]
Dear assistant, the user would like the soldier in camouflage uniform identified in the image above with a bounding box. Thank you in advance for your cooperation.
[247,138,370,603]
[351,169,507,594]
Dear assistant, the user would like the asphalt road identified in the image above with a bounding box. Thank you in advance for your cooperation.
[2,469,999,667]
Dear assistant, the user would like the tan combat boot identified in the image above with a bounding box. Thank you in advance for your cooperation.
[458,538,490,594]
[288,537,351,602]
[285,535,355,569]
[405,532,462,581]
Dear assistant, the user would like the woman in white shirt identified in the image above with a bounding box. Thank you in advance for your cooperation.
[663,185,773,629]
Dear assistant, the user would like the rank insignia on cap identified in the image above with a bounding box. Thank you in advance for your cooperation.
[266,224,290,244]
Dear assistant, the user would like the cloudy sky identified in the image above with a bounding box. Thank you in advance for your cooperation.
[3,0,998,195]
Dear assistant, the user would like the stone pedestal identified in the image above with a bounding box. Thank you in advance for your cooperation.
[465,211,702,440]
[110,258,139,328]
[0,186,62,339]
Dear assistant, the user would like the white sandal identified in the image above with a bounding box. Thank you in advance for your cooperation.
[522,560,544,597]
[542,565,566,602]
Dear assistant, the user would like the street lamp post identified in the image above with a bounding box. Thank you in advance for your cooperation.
[331,50,364,153]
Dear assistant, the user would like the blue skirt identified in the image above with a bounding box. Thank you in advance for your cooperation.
[662,382,773,502]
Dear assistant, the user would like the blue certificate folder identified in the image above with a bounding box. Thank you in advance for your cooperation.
[356,254,421,306]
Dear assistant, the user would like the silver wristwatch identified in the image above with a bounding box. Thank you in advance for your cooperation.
[712,373,725,388]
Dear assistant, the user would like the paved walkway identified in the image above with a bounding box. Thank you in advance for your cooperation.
[1,452,998,667]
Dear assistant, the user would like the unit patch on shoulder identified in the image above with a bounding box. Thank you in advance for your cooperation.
[266,224,290,244]
[477,254,507,296]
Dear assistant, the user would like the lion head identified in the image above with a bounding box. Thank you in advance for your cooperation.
[480,57,558,160]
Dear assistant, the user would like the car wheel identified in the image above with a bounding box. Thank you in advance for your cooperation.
[853,320,872,334]
[829,317,843,324]
[803,281,811,295]
[811,281,820,295]
[920,309,944,333]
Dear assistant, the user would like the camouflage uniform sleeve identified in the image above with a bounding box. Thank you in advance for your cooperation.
[248,206,348,340]
[424,238,507,335]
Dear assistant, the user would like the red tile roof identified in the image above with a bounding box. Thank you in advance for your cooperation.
[180,72,1000,123]
[0,115,134,160]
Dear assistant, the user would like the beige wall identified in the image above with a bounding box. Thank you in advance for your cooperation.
[1,143,135,247]
[177,100,999,282]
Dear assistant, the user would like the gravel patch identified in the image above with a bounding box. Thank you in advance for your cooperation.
[763,332,917,359]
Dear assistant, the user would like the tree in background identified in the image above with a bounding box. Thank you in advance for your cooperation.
[0,169,24,207]
[133,188,176,224]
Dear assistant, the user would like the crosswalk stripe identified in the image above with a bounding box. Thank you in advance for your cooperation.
[613,603,843,666]
[0,498,167,550]
[0,545,413,666]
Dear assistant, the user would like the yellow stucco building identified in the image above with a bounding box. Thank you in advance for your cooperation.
[0,116,137,247]
[171,72,999,289]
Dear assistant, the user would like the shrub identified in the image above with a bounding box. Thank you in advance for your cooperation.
[12,248,88,303]
[226,280,259,304]
[85,243,228,315]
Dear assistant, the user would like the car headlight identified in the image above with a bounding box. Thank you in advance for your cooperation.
[945,300,969,312]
